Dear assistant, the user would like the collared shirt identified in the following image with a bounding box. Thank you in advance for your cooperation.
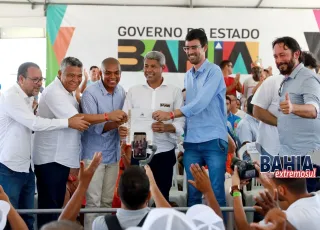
[33,77,80,168]
[0,84,68,173]
[81,80,126,164]
[122,78,185,154]
[181,59,228,143]
[251,75,283,156]
[236,114,259,146]
[278,63,320,156]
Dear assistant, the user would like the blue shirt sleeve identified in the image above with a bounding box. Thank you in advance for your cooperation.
[180,66,224,118]
[81,90,107,136]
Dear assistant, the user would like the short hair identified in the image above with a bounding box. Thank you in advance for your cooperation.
[41,220,83,230]
[17,62,40,81]
[272,36,303,63]
[237,98,241,105]
[101,57,121,71]
[185,29,208,47]
[60,57,83,73]
[302,51,318,69]
[226,96,231,104]
[89,65,99,71]
[182,88,186,92]
[144,51,166,67]
[118,166,150,210]
[220,60,231,70]
[247,95,254,115]
[272,178,307,195]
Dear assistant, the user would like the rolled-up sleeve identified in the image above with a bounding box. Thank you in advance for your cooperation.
[170,88,185,139]
[180,67,223,118]
[302,77,320,116]
[81,90,107,136]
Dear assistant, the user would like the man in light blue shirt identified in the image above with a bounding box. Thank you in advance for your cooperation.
[81,58,126,230]
[274,36,320,192]
[153,29,228,207]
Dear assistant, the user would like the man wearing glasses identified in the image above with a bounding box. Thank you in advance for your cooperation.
[273,36,320,192]
[153,29,228,209]
[0,62,92,229]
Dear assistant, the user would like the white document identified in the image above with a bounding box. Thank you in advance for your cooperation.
[128,108,154,145]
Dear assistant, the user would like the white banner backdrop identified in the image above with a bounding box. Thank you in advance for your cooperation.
[46,6,320,90]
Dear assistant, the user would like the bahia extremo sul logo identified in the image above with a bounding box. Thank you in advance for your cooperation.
[260,155,317,178]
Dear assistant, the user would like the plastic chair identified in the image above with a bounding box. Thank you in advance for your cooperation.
[169,165,187,207]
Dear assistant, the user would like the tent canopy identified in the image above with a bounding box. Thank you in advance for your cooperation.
[1,0,320,8]
[0,0,319,30]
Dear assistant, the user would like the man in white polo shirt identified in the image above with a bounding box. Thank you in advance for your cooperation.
[251,74,283,159]
[0,62,90,230]
[120,51,185,202]
[33,57,127,228]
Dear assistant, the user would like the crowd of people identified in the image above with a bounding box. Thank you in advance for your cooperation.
[0,28,320,230]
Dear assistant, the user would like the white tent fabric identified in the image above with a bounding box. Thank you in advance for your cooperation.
[0,0,320,28]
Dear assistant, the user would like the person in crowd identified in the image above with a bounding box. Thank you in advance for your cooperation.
[302,51,318,71]
[251,73,283,159]
[232,163,320,230]
[119,51,185,203]
[220,60,242,96]
[242,66,263,99]
[32,57,127,228]
[236,95,259,147]
[79,66,100,93]
[92,165,171,230]
[273,36,320,191]
[152,29,228,210]
[228,95,246,119]
[0,62,90,229]
[80,58,126,230]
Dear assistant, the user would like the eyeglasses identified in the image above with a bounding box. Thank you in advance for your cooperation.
[183,45,202,52]
[25,76,46,84]
[278,78,288,97]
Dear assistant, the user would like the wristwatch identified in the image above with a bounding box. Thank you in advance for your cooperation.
[229,185,241,196]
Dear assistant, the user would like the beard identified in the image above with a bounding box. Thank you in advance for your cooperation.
[277,58,296,75]
[188,54,201,65]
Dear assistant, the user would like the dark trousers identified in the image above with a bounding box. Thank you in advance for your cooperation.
[148,148,176,202]
[34,162,70,229]
[0,163,35,230]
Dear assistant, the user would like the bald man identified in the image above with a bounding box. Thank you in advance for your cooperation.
[80,58,126,230]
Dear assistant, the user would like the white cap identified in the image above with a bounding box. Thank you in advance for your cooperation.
[186,204,225,230]
[0,200,10,230]
[127,208,197,230]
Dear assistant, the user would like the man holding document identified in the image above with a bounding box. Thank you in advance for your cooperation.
[120,51,185,202]
[153,29,228,208]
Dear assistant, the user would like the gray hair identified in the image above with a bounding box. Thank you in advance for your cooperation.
[144,51,166,67]
[60,57,83,73]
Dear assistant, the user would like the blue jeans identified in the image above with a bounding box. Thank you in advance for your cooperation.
[183,139,228,208]
[0,163,35,230]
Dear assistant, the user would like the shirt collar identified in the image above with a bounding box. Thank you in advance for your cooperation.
[98,79,119,96]
[287,63,304,79]
[143,77,168,88]
[191,59,210,74]
[55,77,75,97]
[14,83,34,103]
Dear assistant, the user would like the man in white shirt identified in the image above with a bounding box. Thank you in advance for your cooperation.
[119,51,185,202]
[0,62,90,230]
[251,75,283,158]
[32,57,127,228]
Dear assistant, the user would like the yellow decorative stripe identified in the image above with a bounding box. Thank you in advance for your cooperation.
[118,58,138,65]
[118,46,137,52]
